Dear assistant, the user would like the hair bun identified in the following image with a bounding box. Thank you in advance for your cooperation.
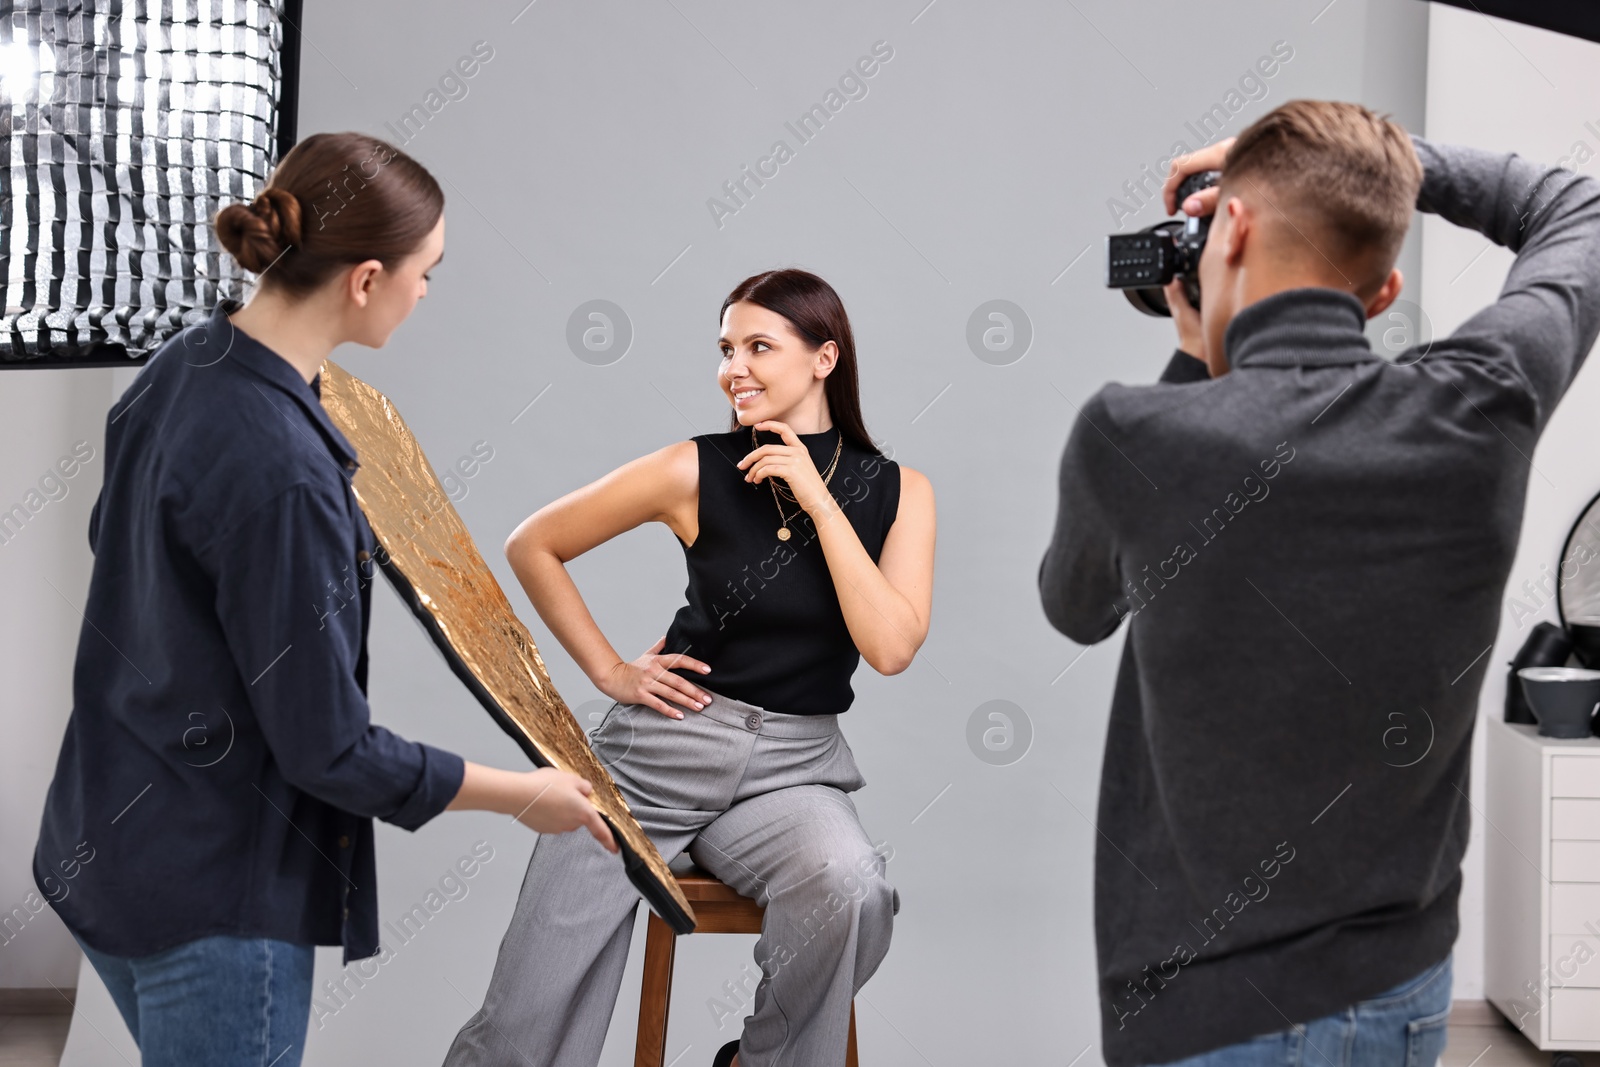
[250,187,303,247]
[214,186,303,274]
[209,132,442,296]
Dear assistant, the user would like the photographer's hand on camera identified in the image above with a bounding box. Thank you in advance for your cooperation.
[1163,138,1233,217]
[1164,277,1206,362]
[1162,139,1233,366]
[1105,140,1226,323]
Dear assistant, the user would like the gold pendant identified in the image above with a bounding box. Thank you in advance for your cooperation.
[777,527,791,541]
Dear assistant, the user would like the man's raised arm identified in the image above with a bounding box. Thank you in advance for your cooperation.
[1412,132,1600,424]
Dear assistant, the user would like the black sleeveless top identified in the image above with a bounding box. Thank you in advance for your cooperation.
[662,424,901,716]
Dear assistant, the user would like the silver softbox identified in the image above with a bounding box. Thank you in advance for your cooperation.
[2,0,296,366]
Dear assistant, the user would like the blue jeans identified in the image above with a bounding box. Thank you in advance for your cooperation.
[73,931,315,1066]
[1152,953,1453,1067]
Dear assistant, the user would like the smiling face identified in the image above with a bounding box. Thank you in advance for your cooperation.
[718,300,837,431]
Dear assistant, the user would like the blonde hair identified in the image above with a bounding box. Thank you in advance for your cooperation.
[1221,99,1422,295]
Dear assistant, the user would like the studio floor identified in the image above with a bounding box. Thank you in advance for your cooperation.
[0,1015,67,1067]
[0,1002,1592,1067]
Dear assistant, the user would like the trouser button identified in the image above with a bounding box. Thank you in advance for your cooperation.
[745,712,762,731]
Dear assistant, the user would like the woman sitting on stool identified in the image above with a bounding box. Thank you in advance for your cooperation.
[445,268,936,1067]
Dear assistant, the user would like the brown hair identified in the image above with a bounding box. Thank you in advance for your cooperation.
[214,132,443,296]
[720,269,883,458]
[1221,99,1422,295]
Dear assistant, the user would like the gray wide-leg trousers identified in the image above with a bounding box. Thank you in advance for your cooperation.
[442,685,899,1067]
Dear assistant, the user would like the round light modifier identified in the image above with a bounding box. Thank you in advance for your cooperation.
[1518,666,1600,682]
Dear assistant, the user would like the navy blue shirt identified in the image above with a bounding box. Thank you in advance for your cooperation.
[34,299,465,964]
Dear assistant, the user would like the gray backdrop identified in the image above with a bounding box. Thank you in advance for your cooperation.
[63,2,1436,1063]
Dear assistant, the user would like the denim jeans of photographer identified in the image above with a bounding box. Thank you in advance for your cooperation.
[74,931,315,1067]
[1149,953,1452,1067]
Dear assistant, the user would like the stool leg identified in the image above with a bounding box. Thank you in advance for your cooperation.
[636,913,677,1067]
[846,1000,859,1067]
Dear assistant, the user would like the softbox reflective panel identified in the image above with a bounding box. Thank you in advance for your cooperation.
[2,0,289,365]
[317,359,697,935]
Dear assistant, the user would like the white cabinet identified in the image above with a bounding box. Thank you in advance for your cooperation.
[1486,719,1600,1052]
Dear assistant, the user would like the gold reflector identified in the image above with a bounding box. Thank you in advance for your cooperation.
[318,359,694,934]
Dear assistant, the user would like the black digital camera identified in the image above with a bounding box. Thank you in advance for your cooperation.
[1104,170,1221,317]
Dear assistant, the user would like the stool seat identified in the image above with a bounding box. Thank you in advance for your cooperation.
[672,862,751,902]
[665,862,767,933]
[635,861,859,1067]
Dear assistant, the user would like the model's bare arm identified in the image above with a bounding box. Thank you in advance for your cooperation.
[815,466,936,676]
[504,441,716,718]
[738,422,935,676]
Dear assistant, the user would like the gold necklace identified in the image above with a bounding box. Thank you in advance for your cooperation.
[753,426,843,541]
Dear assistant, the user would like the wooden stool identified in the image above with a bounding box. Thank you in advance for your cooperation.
[635,861,859,1067]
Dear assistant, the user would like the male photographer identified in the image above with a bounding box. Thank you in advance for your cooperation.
[1038,99,1600,1067]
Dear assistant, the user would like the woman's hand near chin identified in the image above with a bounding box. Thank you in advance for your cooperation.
[596,637,714,719]
[739,420,835,517]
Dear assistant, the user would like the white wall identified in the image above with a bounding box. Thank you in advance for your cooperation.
[0,365,115,991]
[1420,6,1600,1002]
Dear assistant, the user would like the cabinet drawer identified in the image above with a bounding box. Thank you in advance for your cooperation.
[1553,799,1600,839]
[1551,936,1600,987]
[1554,842,1600,882]
[1551,987,1600,1040]
[1553,757,1600,798]
[1553,884,1600,934]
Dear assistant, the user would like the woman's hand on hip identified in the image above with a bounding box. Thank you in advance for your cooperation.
[597,636,713,719]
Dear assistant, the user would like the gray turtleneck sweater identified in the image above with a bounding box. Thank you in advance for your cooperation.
[1039,134,1600,1066]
